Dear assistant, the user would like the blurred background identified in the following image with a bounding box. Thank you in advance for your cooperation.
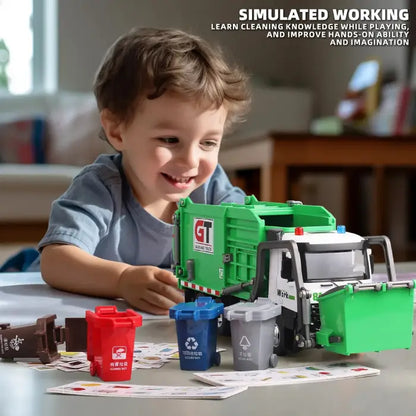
[0,0,415,262]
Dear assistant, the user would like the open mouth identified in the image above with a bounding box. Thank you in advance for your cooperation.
[162,173,194,187]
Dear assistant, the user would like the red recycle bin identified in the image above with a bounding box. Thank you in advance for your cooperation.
[86,306,142,381]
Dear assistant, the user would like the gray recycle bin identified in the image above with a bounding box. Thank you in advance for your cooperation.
[224,298,281,371]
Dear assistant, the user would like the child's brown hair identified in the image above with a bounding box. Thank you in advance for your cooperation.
[93,27,250,138]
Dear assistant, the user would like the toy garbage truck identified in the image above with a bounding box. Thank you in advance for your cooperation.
[172,196,415,356]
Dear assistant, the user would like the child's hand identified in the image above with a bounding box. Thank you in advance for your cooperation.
[118,266,184,315]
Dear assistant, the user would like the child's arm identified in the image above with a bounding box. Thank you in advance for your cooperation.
[40,244,184,315]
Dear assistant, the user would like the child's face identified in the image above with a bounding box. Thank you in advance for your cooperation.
[113,92,227,206]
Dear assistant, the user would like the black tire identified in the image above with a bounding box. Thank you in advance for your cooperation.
[273,314,298,356]
[273,314,288,356]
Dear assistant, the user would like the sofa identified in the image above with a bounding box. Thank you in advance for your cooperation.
[0,92,112,242]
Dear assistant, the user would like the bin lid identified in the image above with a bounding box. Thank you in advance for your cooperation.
[169,297,224,320]
[224,298,281,321]
[85,307,142,328]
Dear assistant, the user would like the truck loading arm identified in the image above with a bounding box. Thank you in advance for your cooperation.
[364,235,397,281]
[172,213,181,269]
[350,280,415,292]
[250,240,314,349]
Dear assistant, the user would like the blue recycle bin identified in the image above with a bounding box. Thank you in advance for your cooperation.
[169,297,223,371]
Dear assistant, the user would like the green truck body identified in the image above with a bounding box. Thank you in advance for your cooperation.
[173,196,335,300]
[173,196,415,355]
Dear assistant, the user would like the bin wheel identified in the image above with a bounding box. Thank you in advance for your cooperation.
[90,361,97,376]
[269,353,278,368]
[214,351,221,366]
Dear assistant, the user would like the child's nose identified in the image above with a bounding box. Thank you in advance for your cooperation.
[177,146,199,169]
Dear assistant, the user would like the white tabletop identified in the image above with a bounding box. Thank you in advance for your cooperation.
[0,264,415,416]
[0,272,165,324]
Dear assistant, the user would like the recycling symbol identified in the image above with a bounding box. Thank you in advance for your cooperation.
[185,337,199,350]
[239,336,251,351]
[9,335,24,351]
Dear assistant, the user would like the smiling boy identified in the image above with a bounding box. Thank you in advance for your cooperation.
[105,92,228,223]
[39,28,250,314]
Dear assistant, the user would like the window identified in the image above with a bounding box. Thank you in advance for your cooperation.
[303,250,366,281]
[0,0,56,95]
[0,0,32,94]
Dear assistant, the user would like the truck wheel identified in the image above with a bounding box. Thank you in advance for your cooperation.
[274,315,301,355]
[273,315,288,356]
[274,315,300,356]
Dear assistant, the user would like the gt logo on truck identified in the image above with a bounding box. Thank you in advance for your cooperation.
[193,218,214,254]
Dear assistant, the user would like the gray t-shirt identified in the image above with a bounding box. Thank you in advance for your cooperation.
[37,153,245,269]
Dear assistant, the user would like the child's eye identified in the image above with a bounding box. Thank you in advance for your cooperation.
[201,140,219,150]
[159,137,179,144]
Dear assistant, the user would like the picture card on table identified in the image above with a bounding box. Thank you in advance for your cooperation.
[193,362,380,387]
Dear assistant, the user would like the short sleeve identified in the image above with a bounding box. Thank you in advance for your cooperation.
[38,166,117,254]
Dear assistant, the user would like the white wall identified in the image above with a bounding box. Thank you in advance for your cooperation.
[57,0,409,117]
[57,0,295,92]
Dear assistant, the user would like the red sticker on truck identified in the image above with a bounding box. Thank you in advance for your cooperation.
[193,218,214,254]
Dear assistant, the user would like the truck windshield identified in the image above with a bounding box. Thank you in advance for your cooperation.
[303,250,366,281]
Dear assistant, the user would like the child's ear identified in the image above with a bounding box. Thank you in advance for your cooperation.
[100,109,124,151]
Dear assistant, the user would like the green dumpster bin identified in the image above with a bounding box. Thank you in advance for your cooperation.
[316,280,415,355]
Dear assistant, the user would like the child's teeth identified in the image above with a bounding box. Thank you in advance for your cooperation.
[171,175,188,183]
